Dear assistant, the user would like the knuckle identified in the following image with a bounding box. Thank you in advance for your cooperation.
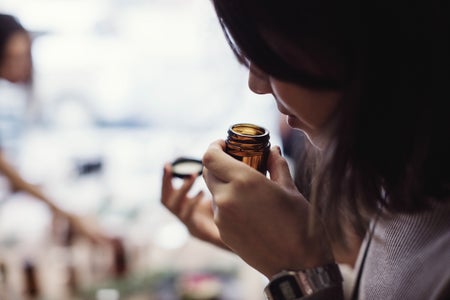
[201,151,213,166]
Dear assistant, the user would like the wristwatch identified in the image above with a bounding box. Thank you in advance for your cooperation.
[264,263,343,300]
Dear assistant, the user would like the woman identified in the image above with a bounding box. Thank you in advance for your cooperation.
[0,13,111,245]
[161,1,450,299]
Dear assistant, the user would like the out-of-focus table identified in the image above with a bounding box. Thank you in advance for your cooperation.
[0,121,277,299]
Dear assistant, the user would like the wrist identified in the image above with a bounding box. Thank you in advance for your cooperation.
[264,263,343,300]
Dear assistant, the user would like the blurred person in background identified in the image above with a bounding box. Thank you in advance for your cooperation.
[0,13,32,84]
[0,13,111,245]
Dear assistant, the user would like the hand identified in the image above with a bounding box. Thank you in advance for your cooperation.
[202,140,334,278]
[55,209,113,245]
[161,163,230,251]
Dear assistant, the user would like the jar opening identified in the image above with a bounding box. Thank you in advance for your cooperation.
[230,123,268,137]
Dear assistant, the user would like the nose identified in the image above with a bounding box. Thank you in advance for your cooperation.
[248,64,272,95]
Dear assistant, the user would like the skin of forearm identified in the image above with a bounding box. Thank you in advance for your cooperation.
[0,154,62,213]
[15,179,61,212]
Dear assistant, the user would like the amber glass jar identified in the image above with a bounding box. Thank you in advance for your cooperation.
[225,123,270,174]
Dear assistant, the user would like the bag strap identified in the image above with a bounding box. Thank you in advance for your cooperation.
[350,211,380,300]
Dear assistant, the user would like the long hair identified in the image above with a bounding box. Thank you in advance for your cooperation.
[212,0,450,242]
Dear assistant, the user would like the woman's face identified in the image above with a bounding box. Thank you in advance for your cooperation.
[0,31,32,83]
[248,64,341,148]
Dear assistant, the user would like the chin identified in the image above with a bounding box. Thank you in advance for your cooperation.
[287,115,302,129]
[286,116,326,150]
[287,116,309,135]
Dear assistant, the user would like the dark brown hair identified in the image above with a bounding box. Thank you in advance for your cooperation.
[0,13,32,85]
[0,14,26,64]
[212,0,450,241]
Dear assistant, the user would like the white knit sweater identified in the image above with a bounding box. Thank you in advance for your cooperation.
[356,201,450,299]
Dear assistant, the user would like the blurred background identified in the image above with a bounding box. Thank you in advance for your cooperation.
[0,0,281,299]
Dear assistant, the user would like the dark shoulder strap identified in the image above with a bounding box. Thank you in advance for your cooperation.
[350,212,380,300]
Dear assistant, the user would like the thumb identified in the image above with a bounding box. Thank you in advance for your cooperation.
[267,146,297,190]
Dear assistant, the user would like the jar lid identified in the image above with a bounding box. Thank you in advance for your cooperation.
[171,157,203,178]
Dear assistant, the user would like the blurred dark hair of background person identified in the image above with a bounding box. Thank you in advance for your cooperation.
[0,13,32,84]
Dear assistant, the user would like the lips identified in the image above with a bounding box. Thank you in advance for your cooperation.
[275,103,290,115]
[278,107,296,120]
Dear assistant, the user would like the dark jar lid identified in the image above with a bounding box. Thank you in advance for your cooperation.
[171,157,203,178]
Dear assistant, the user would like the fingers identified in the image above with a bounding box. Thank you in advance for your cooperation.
[161,163,194,207]
[66,214,111,245]
[161,163,174,205]
[179,190,204,221]
[267,145,297,190]
[202,139,246,183]
[165,181,197,214]
[202,167,221,196]
[161,162,202,218]
[169,175,198,214]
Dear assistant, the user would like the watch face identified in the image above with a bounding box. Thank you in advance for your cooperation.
[268,273,303,300]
